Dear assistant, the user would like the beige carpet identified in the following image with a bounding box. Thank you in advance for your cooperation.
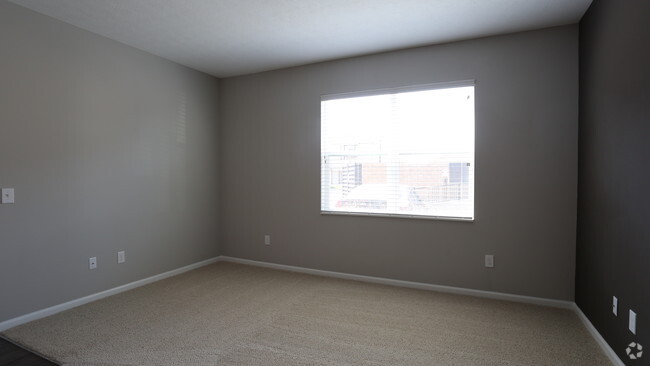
[3,262,611,366]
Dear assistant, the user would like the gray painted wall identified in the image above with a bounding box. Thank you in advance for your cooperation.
[219,26,579,300]
[0,2,220,322]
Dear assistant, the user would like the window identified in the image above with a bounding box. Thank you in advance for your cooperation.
[320,82,474,220]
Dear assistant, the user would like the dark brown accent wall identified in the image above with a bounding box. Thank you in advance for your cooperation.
[577,0,650,363]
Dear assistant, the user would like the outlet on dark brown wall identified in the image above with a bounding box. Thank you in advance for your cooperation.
[576,0,650,364]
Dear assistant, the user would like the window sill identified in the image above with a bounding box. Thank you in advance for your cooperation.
[320,210,474,222]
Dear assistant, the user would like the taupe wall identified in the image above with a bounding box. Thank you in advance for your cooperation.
[0,2,220,322]
[219,26,579,300]
[0,0,579,324]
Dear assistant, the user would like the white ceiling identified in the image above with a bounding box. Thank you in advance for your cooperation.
[10,0,592,78]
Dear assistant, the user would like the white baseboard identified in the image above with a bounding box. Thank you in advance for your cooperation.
[218,256,574,309]
[222,256,627,365]
[0,256,220,332]
[1,254,624,366]
[573,304,626,366]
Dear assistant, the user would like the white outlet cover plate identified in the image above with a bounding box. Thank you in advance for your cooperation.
[629,310,637,334]
[118,251,125,264]
[613,296,618,316]
[1,188,15,204]
[485,255,494,268]
[89,257,97,270]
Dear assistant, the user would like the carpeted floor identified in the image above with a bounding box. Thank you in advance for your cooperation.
[2,262,611,366]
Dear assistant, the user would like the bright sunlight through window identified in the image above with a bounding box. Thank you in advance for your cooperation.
[321,82,475,220]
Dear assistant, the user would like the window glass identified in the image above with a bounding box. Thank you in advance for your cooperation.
[321,84,475,220]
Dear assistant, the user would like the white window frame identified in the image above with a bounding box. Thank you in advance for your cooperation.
[320,80,475,221]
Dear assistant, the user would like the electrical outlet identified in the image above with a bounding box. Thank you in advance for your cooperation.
[485,255,494,268]
[613,296,618,316]
[117,251,125,264]
[629,310,637,334]
[264,235,271,245]
[89,257,97,270]
[1,188,15,204]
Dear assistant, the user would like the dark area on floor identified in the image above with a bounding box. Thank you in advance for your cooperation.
[0,338,57,366]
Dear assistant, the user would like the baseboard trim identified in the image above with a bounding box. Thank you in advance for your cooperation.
[573,303,626,366]
[221,256,625,365]
[218,256,574,309]
[0,256,220,332]
[1,254,623,366]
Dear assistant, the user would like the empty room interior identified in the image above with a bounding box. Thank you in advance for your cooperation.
[0,0,648,365]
